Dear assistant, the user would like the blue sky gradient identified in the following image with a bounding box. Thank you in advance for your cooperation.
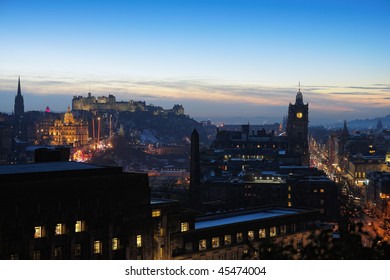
[1,0,389,124]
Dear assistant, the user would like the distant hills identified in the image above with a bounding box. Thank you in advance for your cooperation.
[319,115,390,130]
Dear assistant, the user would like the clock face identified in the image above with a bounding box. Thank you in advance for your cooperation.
[296,112,303,119]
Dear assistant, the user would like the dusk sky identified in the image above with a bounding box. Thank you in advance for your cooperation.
[1,0,389,125]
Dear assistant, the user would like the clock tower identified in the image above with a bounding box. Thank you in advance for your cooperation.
[286,85,310,166]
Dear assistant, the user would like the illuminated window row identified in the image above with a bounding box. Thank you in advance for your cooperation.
[34,220,86,238]
[197,225,290,251]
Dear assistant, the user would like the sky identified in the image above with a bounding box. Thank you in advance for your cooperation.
[0,0,389,125]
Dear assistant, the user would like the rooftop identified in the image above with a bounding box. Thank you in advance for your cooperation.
[195,207,303,230]
[0,161,109,175]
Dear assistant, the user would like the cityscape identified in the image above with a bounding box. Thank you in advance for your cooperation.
[1,0,390,261]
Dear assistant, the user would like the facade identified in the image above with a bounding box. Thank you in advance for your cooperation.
[48,106,89,147]
[366,171,390,219]
[170,206,330,260]
[0,162,152,260]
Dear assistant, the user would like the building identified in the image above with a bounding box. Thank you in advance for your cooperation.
[286,85,310,166]
[72,92,184,115]
[366,171,390,219]
[0,161,152,260]
[169,206,331,260]
[14,76,24,117]
[48,106,89,147]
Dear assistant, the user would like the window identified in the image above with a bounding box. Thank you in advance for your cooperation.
[33,251,41,260]
[212,237,220,248]
[34,226,45,238]
[280,225,287,235]
[291,223,296,233]
[320,189,325,193]
[75,220,85,232]
[248,230,254,241]
[288,186,291,192]
[112,238,119,251]
[288,194,292,199]
[199,239,207,251]
[270,226,277,237]
[259,228,266,238]
[136,235,142,248]
[181,222,189,232]
[94,241,102,254]
[54,247,62,259]
[55,223,65,235]
[224,235,231,245]
[288,201,292,207]
[185,242,193,253]
[152,209,161,217]
[74,244,81,256]
[236,232,243,242]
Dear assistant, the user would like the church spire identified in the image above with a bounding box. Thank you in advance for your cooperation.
[14,76,25,116]
[17,76,21,96]
[295,82,304,105]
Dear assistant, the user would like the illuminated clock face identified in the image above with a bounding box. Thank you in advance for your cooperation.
[296,112,303,119]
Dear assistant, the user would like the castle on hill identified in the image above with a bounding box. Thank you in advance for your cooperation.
[72,92,185,116]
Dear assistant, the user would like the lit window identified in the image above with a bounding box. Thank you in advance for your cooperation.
[55,223,65,235]
[136,235,142,248]
[288,194,292,199]
[152,209,161,217]
[224,235,231,245]
[320,189,325,193]
[248,230,254,241]
[34,226,44,238]
[236,232,243,242]
[288,201,292,207]
[94,240,102,254]
[112,238,119,251]
[270,226,277,237]
[313,189,318,193]
[181,222,189,232]
[199,239,207,251]
[75,220,85,232]
[288,186,291,192]
[212,237,220,248]
[259,228,266,238]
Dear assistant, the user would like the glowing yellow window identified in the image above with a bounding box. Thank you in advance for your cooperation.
[199,239,207,250]
[94,240,102,254]
[112,238,119,250]
[34,226,43,238]
[236,232,243,242]
[248,230,254,241]
[288,201,292,207]
[136,235,142,248]
[212,237,220,248]
[75,220,85,232]
[55,223,65,235]
[259,228,266,238]
[270,226,277,237]
[320,189,325,193]
[224,235,231,245]
[181,222,189,232]
[152,209,161,217]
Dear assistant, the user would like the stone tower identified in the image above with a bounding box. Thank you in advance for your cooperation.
[286,85,310,166]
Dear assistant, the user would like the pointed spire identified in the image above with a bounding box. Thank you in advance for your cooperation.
[17,76,21,96]
[295,82,303,105]
[298,81,301,92]
[341,120,350,138]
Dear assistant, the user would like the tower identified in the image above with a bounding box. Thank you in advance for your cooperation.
[286,85,310,166]
[14,76,25,116]
[190,128,200,187]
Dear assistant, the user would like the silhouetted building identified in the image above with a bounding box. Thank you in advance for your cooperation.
[14,76,24,117]
[286,86,309,166]
[0,162,152,260]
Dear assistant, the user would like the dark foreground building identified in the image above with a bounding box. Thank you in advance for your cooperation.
[0,162,152,260]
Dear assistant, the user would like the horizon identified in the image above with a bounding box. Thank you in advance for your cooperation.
[1,0,389,125]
